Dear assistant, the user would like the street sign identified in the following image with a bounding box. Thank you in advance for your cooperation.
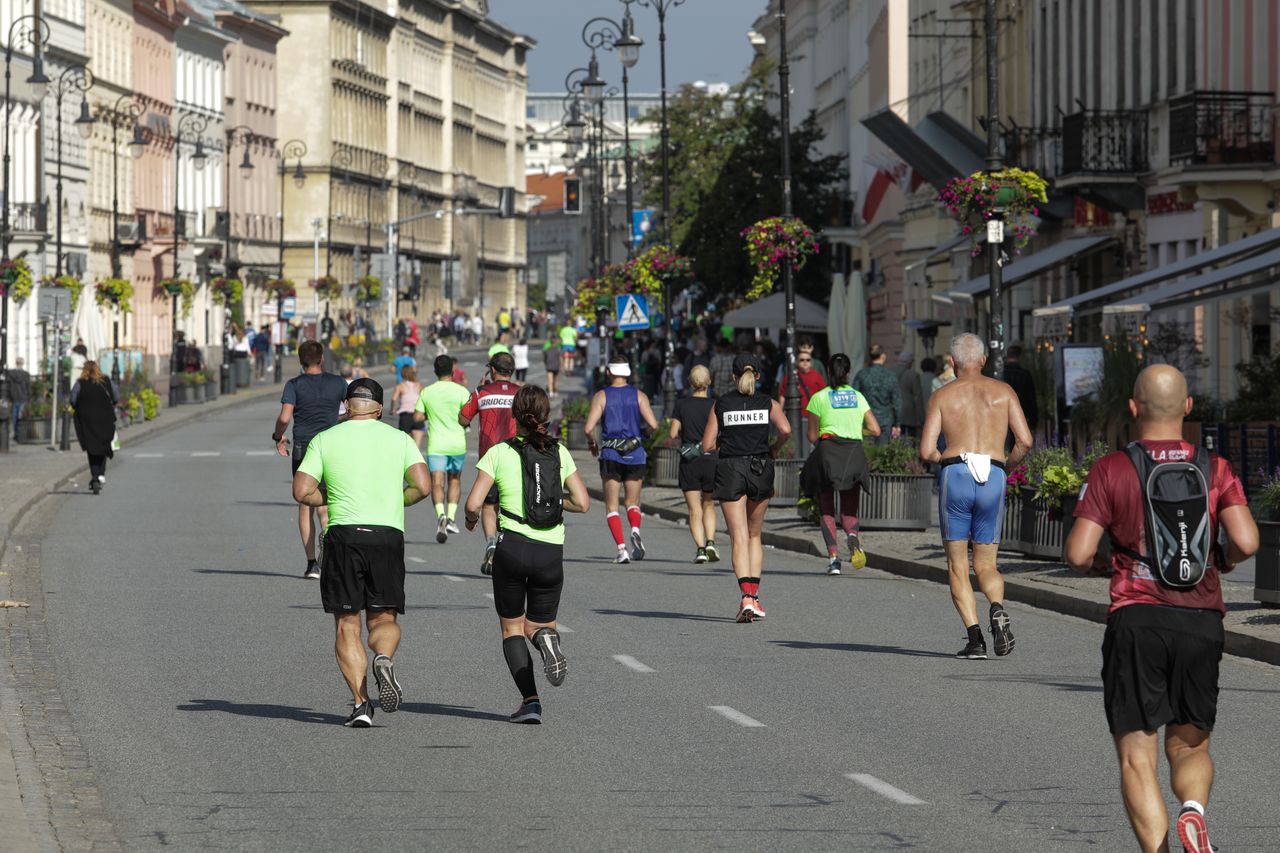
[38,288,72,322]
[631,209,656,245]
[281,296,297,319]
[261,302,278,317]
[615,293,651,331]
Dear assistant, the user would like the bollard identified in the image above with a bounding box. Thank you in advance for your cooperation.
[59,405,72,451]
[0,400,9,453]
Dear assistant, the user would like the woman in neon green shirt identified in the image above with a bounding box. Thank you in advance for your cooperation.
[465,385,590,724]
[801,353,881,575]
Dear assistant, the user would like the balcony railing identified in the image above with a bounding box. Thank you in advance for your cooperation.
[7,202,47,233]
[1169,90,1276,166]
[1002,126,1062,179]
[1061,109,1149,174]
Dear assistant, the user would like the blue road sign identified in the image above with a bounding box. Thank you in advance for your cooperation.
[616,293,651,331]
[631,209,656,246]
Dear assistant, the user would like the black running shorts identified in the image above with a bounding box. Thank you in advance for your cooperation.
[291,440,327,499]
[599,459,647,482]
[714,454,774,502]
[492,530,564,624]
[321,525,407,615]
[679,453,717,493]
[1101,604,1224,735]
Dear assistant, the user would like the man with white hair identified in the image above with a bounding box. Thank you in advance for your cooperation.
[919,333,1033,659]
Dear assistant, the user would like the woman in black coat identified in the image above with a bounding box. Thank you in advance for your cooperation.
[71,361,118,494]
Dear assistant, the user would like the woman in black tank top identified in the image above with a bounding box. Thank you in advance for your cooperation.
[669,365,719,563]
[699,354,792,623]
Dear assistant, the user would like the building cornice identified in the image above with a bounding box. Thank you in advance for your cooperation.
[215,10,289,41]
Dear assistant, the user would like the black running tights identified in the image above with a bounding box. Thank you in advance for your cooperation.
[491,531,564,624]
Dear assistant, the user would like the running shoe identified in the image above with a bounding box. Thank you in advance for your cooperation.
[481,543,497,576]
[735,595,756,623]
[749,595,766,619]
[509,699,542,724]
[956,638,988,660]
[694,547,708,564]
[344,701,374,728]
[371,654,402,713]
[990,607,1016,657]
[704,541,720,562]
[445,520,460,535]
[89,480,100,495]
[826,557,842,575]
[630,529,646,561]
[303,560,321,580]
[531,628,567,687]
[614,549,631,564]
[436,517,448,544]
[848,533,867,570]
[1176,806,1214,853]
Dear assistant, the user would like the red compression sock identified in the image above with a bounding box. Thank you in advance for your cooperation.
[626,505,642,530]
[606,512,625,546]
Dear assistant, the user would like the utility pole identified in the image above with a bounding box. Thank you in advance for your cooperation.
[984,0,1006,378]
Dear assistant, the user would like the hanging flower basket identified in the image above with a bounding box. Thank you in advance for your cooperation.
[265,278,296,299]
[571,244,693,318]
[741,216,819,301]
[42,274,85,310]
[310,275,343,302]
[95,278,134,314]
[0,258,34,304]
[938,167,1049,257]
[210,277,243,306]
[356,275,381,304]
[157,278,196,319]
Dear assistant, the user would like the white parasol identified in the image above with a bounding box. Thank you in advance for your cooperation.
[844,270,867,369]
[826,271,847,356]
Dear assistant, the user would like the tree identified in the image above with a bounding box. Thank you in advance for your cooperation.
[1146,321,1208,375]
[634,64,847,302]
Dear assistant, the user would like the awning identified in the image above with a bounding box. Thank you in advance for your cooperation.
[951,235,1115,299]
[723,292,828,332]
[860,109,984,189]
[1040,226,1280,312]
[904,233,969,274]
[1130,244,1280,313]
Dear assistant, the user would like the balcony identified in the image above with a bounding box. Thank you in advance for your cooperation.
[1061,109,1149,174]
[1002,126,1062,179]
[7,201,47,233]
[1169,90,1276,167]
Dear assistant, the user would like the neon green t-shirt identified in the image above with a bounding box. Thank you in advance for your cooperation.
[805,385,869,440]
[414,379,471,456]
[488,342,511,357]
[297,419,424,531]
[475,439,578,545]
[559,325,577,347]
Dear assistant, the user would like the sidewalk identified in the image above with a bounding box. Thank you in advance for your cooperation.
[569,448,1280,667]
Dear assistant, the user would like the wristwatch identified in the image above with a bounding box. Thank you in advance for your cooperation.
[272,434,283,443]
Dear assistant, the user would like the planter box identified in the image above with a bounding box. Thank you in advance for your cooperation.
[861,472,934,530]
[1002,488,1027,551]
[1255,521,1280,606]
[648,446,679,488]
[1017,489,1076,560]
[205,379,218,402]
[192,382,206,404]
[17,417,51,444]
[175,383,198,405]
[770,459,804,506]
[564,421,588,451]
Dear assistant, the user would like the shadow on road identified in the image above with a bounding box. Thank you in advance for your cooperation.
[943,672,1103,692]
[593,607,728,623]
[234,500,298,507]
[771,640,955,658]
[195,568,299,578]
[399,702,509,722]
[176,699,343,725]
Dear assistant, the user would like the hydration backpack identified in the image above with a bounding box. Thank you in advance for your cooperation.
[500,438,564,530]
[1116,442,1213,588]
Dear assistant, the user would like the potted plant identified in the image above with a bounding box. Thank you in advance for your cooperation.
[0,257,34,304]
[204,369,219,402]
[1253,469,1280,606]
[210,277,243,307]
[17,378,52,443]
[356,275,381,304]
[1002,462,1030,551]
[264,278,296,300]
[1018,443,1108,559]
[938,167,1049,258]
[644,418,680,488]
[311,275,342,302]
[571,244,693,319]
[139,387,161,421]
[95,278,134,314]
[771,437,805,507]
[43,273,84,310]
[173,371,199,405]
[558,396,591,451]
[861,438,933,530]
[741,216,819,301]
[158,278,195,319]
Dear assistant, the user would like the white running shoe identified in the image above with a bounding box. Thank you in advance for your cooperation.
[445,520,460,535]
[614,549,631,564]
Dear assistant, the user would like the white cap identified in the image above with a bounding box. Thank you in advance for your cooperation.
[607,361,632,377]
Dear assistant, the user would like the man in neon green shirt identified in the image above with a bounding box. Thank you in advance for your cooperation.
[558,323,578,375]
[488,334,511,358]
[293,378,432,728]
[414,355,472,543]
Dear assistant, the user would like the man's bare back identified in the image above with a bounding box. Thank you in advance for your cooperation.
[921,373,1033,466]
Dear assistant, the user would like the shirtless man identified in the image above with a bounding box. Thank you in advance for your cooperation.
[919,333,1033,659]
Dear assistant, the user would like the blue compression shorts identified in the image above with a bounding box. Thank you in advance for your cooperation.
[938,461,1007,545]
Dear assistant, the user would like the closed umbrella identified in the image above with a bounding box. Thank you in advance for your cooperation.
[72,289,108,363]
[826,271,847,357]
[844,270,867,369]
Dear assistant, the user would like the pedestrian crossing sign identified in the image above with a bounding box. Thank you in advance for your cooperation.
[615,294,651,331]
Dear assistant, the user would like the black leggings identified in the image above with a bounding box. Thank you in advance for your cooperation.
[492,530,564,624]
[87,454,108,479]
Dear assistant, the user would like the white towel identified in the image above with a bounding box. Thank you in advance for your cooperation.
[961,452,992,485]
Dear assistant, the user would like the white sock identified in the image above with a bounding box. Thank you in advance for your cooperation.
[1181,799,1205,816]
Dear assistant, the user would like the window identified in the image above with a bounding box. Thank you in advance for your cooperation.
[526,104,536,118]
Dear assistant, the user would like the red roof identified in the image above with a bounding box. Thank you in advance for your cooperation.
[526,172,574,213]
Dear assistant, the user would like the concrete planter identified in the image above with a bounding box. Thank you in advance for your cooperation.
[17,417,51,444]
[175,384,198,405]
[861,473,934,531]
[205,379,219,402]
[648,447,679,488]
[1255,521,1280,606]
[1017,489,1077,560]
[564,421,588,451]
[1002,489,1027,551]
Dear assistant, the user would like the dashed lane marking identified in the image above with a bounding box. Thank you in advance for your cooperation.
[134,452,164,458]
[246,450,276,456]
[707,706,766,728]
[442,575,465,582]
[612,655,655,673]
[190,452,222,457]
[408,556,426,564]
[844,774,926,805]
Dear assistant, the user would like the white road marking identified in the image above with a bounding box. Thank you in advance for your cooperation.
[135,452,164,458]
[4,478,32,484]
[245,450,276,456]
[443,575,464,582]
[191,451,221,457]
[408,556,426,564]
[707,706,766,728]
[555,622,574,634]
[483,592,495,600]
[844,774,926,805]
[612,655,654,673]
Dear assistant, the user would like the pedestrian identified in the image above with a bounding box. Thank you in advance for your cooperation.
[853,345,901,445]
[252,325,270,379]
[459,352,521,574]
[558,321,578,375]
[796,335,828,381]
[70,342,88,377]
[292,377,432,727]
[584,354,660,564]
[6,356,31,440]
[471,313,484,344]
[70,361,118,495]
[405,317,420,357]
[709,339,735,398]
[272,341,349,579]
[351,357,368,381]
[699,354,791,622]
[918,333,1033,658]
[512,337,529,382]
[393,346,416,385]
[464,385,590,724]
[488,334,511,358]
[542,338,560,398]
[668,365,719,563]
[415,355,472,542]
[497,306,511,335]
[894,351,924,439]
[777,346,826,427]
[932,352,956,392]
[1064,364,1259,853]
[1002,344,1039,435]
[800,353,880,575]
[392,364,424,449]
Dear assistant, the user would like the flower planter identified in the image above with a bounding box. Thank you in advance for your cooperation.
[205,379,219,402]
[1017,489,1078,559]
[647,447,679,488]
[1001,488,1027,551]
[1254,521,1280,606]
[192,382,207,404]
[861,473,934,530]
[564,421,588,451]
[175,383,198,405]
[17,418,51,444]
[771,459,804,506]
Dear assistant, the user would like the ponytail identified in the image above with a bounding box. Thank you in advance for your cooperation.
[511,385,556,453]
[829,353,852,388]
[519,411,557,453]
[736,370,756,395]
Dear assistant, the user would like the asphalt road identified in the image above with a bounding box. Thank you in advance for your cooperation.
[35,348,1280,851]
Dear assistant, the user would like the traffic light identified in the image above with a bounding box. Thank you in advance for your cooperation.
[498,186,516,218]
[564,178,582,215]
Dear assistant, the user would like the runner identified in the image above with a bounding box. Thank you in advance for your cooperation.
[292,378,432,727]
[392,364,424,450]
[800,353,880,575]
[488,334,511,359]
[700,354,791,622]
[465,385,590,724]
[272,341,348,579]
[918,333,1033,658]
[512,337,530,382]
[542,338,560,398]
[668,365,719,563]
[584,354,659,564]
[460,351,521,574]
[1064,364,1259,853]
[414,355,471,542]
[558,321,578,375]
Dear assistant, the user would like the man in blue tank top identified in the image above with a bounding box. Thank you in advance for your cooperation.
[584,355,659,563]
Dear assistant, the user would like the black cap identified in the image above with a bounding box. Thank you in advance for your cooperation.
[345,377,384,403]
[488,352,516,375]
[732,353,762,375]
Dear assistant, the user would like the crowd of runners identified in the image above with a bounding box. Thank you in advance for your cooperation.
[270,330,1259,853]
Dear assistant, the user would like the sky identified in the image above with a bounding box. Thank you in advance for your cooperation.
[486,0,765,94]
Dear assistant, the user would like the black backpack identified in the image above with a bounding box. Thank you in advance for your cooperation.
[1116,442,1213,588]
[499,438,564,530]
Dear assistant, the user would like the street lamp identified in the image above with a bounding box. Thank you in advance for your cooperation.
[776,0,803,448]
[170,111,209,407]
[221,125,258,395]
[582,53,606,106]
[108,93,145,386]
[52,65,94,278]
[275,138,307,383]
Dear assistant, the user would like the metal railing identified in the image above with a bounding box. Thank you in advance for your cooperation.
[1002,125,1062,179]
[1169,90,1276,166]
[1200,423,1279,497]
[1061,109,1149,174]
[8,201,47,232]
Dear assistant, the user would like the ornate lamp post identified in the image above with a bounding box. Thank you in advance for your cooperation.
[107,94,146,385]
[324,145,354,342]
[777,0,802,447]
[52,65,94,277]
[274,138,306,383]
[220,124,256,394]
[584,8,642,260]
[169,111,209,407]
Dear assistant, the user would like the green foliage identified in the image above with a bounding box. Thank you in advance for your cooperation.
[1255,470,1280,522]
[865,437,926,475]
[1024,442,1109,507]
[1,258,34,303]
[796,494,822,524]
[45,274,85,310]
[1034,464,1084,505]
[139,388,161,420]
[1229,350,1280,422]
[95,278,134,314]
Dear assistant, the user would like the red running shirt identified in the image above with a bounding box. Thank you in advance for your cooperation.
[1073,440,1247,615]
[461,380,519,457]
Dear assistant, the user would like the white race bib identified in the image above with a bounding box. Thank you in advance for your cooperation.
[723,409,769,426]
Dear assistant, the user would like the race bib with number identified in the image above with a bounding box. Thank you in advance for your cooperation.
[830,390,859,409]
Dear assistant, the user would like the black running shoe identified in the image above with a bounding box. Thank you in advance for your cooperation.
[371,654,402,712]
[531,628,567,686]
[630,529,646,561]
[303,560,321,580]
[509,699,542,724]
[481,543,496,576]
[435,517,447,544]
[956,638,988,660]
[704,541,720,562]
[990,607,1015,657]
[344,701,374,728]
[694,547,708,564]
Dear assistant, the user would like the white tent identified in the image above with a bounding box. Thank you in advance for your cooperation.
[723,292,829,333]
[843,270,867,368]
[826,272,847,355]
[71,289,108,362]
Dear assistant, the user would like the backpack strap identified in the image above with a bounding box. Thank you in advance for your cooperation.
[1120,442,1154,567]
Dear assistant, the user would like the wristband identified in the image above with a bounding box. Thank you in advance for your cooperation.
[272,434,283,443]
